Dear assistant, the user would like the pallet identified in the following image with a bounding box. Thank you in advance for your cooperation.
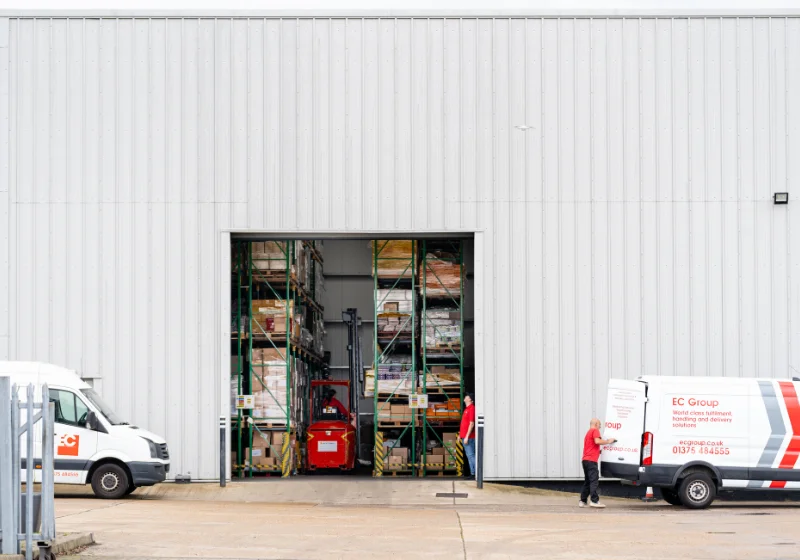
[378,421,418,428]
[423,420,460,427]
[379,469,414,477]
[422,385,462,395]
[425,348,461,356]
[250,422,294,430]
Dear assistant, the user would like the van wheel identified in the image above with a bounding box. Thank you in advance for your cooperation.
[678,473,716,509]
[660,488,683,506]
[91,464,130,499]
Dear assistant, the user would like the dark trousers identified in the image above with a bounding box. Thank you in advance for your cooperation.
[580,460,600,504]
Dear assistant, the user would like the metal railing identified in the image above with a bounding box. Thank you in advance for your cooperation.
[0,377,56,560]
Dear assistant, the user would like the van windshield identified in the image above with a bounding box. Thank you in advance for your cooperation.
[81,388,126,425]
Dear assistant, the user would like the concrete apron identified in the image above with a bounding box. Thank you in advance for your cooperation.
[54,479,639,510]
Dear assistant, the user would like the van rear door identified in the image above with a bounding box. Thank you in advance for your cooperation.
[600,379,647,468]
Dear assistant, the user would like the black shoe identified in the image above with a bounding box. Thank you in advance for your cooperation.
[465,475,475,481]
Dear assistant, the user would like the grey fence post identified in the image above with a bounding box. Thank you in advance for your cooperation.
[40,385,55,541]
[476,414,485,490]
[0,377,14,554]
[25,384,34,560]
[11,385,20,554]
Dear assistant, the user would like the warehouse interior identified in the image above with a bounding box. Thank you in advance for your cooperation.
[230,237,474,478]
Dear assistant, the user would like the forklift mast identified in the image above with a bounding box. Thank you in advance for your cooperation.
[342,308,367,463]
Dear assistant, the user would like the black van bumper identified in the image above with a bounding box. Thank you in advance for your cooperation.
[129,462,168,486]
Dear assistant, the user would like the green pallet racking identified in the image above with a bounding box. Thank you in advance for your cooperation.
[371,239,466,477]
[372,240,418,477]
[231,240,325,478]
[420,240,465,476]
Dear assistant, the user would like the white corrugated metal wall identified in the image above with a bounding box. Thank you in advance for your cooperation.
[0,15,798,480]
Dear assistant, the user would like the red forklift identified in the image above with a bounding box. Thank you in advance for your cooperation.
[306,380,357,471]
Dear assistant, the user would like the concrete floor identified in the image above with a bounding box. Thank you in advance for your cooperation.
[55,479,800,560]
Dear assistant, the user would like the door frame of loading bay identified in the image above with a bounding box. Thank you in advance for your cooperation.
[218,229,485,482]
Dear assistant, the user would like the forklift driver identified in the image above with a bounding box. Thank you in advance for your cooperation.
[321,388,349,421]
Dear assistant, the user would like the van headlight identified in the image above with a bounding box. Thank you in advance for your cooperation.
[143,438,158,459]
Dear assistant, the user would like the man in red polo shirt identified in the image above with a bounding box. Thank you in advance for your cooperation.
[580,418,617,508]
[460,393,476,480]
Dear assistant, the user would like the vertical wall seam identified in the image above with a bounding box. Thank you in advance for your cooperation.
[572,17,578,460]
[540,17,547,475]
[654,18,661,377]
[621,17,628,378]
[719,17,726,376]
[671,18,677,377]
[688,18,694,376]
[736,17,743,377]
[752,17,759,375]
[767,17,777,372]
[638,18,644,378]
[589,18,595,411]
[703,18,710,376]
[785,16,792,376]
[556,16,563,469]
[523,17,530,475]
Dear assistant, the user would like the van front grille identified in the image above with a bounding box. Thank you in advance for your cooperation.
[158,443,170,461]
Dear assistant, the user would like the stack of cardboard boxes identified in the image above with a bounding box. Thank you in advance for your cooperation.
[377,402,423,424]
[250,299,300,339]
[384,445,410,471]
[426,433,458,469]
[242,430,295,470]
[426,398,461,420]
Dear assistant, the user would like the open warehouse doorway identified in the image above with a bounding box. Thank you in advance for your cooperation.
[228,236,475,479]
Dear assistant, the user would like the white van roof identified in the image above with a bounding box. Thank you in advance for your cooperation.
[0,361,90,390]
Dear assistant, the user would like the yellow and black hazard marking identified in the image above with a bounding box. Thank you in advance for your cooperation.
[373,432,385,477]
[455,438,464,477]
[280,432,292,477]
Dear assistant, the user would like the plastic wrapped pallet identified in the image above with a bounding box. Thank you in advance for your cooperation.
[423,252,461,297]
[252,241,289,271]
[424,309,461,349]
[370,240,415,278]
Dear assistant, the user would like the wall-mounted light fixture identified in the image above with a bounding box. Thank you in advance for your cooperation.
[774,192,789,205]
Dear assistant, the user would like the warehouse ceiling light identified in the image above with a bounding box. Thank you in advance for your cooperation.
[774,192,789,205]
[515,125,534,131]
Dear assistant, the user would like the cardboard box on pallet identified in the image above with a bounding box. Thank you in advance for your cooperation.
[390,447,408,459]
[443,432,459,444]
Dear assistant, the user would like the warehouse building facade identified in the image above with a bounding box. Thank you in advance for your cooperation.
[0,10,798,481]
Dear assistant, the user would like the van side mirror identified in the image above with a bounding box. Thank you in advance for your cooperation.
[86,411,98,431]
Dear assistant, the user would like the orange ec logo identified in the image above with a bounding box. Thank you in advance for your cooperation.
[57,434,80,456]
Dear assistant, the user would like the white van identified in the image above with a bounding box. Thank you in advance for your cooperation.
[600,376,800,509]
[1,361,170,499]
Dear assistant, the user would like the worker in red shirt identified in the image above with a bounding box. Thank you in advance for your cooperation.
[460,393,476,480]
[579,418,617,508]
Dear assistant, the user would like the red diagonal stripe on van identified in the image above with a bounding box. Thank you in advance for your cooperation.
[771,382,800,488]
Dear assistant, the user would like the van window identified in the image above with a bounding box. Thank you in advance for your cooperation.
[50,389,91,427]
